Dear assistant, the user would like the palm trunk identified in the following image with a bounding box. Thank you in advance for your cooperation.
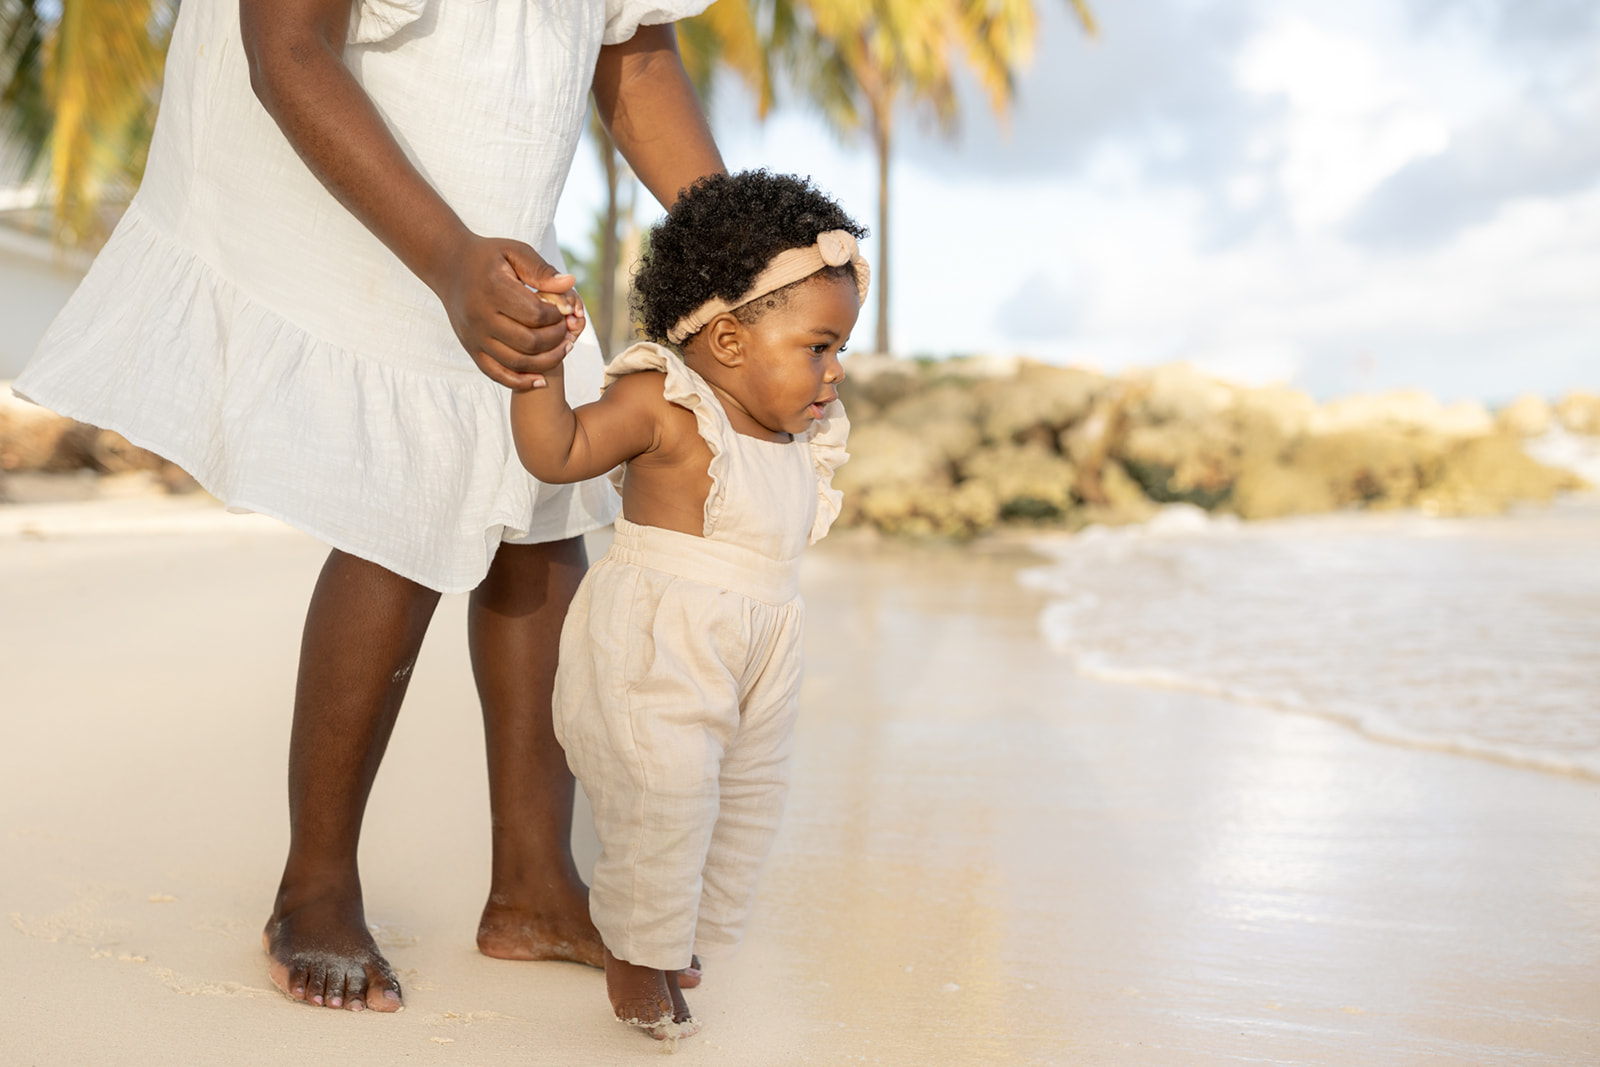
[597,125,621,360]
[876,119,889,356]
[872,101,891,356]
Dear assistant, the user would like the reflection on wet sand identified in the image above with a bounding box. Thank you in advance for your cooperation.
[766,538,1600,1065]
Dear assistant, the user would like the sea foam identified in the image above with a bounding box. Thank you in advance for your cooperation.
[1020,499,1600,780]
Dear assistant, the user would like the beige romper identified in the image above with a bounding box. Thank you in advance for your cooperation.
[553,342,848,971]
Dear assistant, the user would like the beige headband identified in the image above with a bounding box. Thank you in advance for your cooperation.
[667,229,871,345]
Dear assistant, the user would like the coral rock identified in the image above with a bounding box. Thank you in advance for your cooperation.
[1291,429,1445,509]
[1495,394,1553,438]
[1418,433,1588,516]
[1231,459,1338,520]
[876,384,983,464]
[1310,390,1493,439]
[975,363,1105,444]
[1555,390,1600,435]
[959,443,1077,519]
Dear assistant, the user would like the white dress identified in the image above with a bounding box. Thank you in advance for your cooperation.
[553,343,849,971]
[13,0,707,593]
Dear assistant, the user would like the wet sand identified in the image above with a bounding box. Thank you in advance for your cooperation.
[2,493,1597,1064]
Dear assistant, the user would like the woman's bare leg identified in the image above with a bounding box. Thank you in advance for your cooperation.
[468,536,606,966]
[264,549,439,1011]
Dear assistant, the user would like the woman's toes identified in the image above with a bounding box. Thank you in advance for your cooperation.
[306,967,328,1006]
[369,977,403,1013]
[325,968,348,1009]
[344,970,368,1011]
[288,965,311,1000]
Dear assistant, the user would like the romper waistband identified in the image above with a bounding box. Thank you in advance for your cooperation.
[604,518,801,605]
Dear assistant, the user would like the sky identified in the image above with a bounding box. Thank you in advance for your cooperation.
[554,0,1600,404]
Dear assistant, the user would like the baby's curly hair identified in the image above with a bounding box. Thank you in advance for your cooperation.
[631,170,868,345]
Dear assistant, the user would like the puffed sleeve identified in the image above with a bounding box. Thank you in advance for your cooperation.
[603,0,716,45]
[348,0,428,44]
[806,400,850,544]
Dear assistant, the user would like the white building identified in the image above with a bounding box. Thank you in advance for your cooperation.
[0,140,86,381]
[0,224,84,380]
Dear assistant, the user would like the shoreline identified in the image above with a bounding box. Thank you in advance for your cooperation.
[5,482,1596,786]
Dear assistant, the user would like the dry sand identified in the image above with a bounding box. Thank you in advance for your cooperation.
[2,490,1597,1065]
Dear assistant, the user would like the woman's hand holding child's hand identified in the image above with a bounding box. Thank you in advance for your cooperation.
[432,234,585,390]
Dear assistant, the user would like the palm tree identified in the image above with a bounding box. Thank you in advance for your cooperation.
[1,0,174,247]
[770,0,1096,355]
[583,0,775,358]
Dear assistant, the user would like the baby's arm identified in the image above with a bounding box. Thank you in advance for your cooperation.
[511,364,668,486]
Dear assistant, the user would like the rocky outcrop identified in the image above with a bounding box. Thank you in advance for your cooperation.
[959,442,1077,519]
[828,360,1593,537]
[1,388,191,492]
[1495,394,1553,438]
[4,365,1594,528]
[1556,391,1600,435]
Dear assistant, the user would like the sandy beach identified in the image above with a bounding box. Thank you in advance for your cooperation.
[3,491,1598,1064]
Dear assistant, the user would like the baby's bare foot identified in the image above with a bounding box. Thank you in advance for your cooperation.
[605,948,700,1042]
[263,893,402,1012]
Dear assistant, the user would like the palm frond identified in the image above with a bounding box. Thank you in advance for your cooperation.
[1,0,50,174]
[678,0,774,117]
[45,0,172,243]
[1067,0,1098,37]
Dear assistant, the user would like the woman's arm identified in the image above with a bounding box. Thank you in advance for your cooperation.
[592,23,726,206]
[238,0,576,389]
[510,369,667,485]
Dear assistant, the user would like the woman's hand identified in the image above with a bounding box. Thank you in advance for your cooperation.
[242,0,588,390]
[431,235,587,390]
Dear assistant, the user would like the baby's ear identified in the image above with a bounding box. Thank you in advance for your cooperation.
[704,313,745,367]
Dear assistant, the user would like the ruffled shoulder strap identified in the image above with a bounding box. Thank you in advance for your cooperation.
[349,0,428,44]
[603,342,732,537]
[803,400,851,544]
[603,0,716,45]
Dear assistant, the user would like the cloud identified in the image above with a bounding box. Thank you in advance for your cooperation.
[1236,19,1451,233]
[1347,103,1600,248]
[1405,0,1600,56]
[897,0,1263,188]
[995,271,1081,342]
[691,0,1600,401]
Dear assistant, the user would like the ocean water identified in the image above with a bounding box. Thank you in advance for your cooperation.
[1019,494,1600,781]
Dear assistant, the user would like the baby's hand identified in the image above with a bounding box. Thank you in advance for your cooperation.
[532,287,586,347]
[510,289,584,392]
[532,288,576,317]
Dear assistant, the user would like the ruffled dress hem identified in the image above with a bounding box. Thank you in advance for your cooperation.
[14,201,619,594]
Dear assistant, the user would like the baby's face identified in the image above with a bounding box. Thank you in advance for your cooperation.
[730,273,859,437]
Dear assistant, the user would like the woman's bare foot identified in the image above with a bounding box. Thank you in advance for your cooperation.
[476,883,704,992]
[475,877,606,966]
[605,947,700,1042]
[263,892,403,1011]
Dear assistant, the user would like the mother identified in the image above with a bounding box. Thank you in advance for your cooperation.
[15,0,724,1011]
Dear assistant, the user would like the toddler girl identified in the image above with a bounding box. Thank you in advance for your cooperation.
[510,170,864,1039]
